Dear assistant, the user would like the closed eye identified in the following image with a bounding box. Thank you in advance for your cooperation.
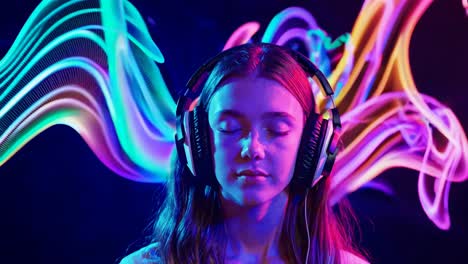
[218,128,241,134]
[217,118,242,134]
[265,129,290,137]
[264,121,291,137]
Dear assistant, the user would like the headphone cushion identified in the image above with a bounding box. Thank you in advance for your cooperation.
[294,113,326,187]
[189,106,216,186]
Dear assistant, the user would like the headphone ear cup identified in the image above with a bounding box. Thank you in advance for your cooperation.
[189,106,216,186]
[293,113,327,187]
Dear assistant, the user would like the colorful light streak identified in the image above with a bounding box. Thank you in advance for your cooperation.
[0,0,466,230]
[464,0,468,15]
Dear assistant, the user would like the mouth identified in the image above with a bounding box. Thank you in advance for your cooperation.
[236,169,268,177]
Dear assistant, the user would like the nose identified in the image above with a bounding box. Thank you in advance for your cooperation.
[240,130,265,160]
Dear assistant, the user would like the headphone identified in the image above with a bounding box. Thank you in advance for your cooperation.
[174,43,341,189]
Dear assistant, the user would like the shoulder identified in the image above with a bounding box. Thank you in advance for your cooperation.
[340,250,370,264]
[119,242,162,264]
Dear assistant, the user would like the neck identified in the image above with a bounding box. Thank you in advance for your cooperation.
[221,191,289,261]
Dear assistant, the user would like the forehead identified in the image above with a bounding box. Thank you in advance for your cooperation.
[208,76,304,119]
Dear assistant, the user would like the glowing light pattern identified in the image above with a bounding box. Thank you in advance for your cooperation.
[223,22,260,51]
[463,0,468,15]
[222,1,467,230]
[0,0,466,230]
[0,0,177,182]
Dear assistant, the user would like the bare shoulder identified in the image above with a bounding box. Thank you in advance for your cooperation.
[340,250,370,264]
[119,242,161,264]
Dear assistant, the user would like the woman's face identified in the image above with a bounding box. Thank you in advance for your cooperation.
[208,75,305,206]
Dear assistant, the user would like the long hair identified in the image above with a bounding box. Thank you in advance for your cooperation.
[151,43,365,263]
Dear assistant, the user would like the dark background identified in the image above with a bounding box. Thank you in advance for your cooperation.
[0,0,467,263]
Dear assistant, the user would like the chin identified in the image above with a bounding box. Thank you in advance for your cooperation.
[234,188,280,206]
[220,180,289,207]
[238,195,268,206]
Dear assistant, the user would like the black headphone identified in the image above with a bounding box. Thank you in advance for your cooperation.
[174,43,341,189]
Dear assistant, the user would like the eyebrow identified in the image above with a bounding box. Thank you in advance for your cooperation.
[214,109,297,122]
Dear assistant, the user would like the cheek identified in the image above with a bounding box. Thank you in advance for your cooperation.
[270,135,302,177]
[210,130,238,177]
[211,132,237,158]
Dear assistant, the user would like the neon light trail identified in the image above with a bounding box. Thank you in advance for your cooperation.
[0,0,466,231]
[463,0,468,15]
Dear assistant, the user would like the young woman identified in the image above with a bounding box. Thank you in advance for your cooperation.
[120,43,369,264]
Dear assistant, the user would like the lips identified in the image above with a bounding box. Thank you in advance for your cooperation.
[236,169,268,177]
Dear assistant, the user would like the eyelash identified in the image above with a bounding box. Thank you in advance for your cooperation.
[268,130,289,136]
[218,128,289,137]
[218,128,240,134]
